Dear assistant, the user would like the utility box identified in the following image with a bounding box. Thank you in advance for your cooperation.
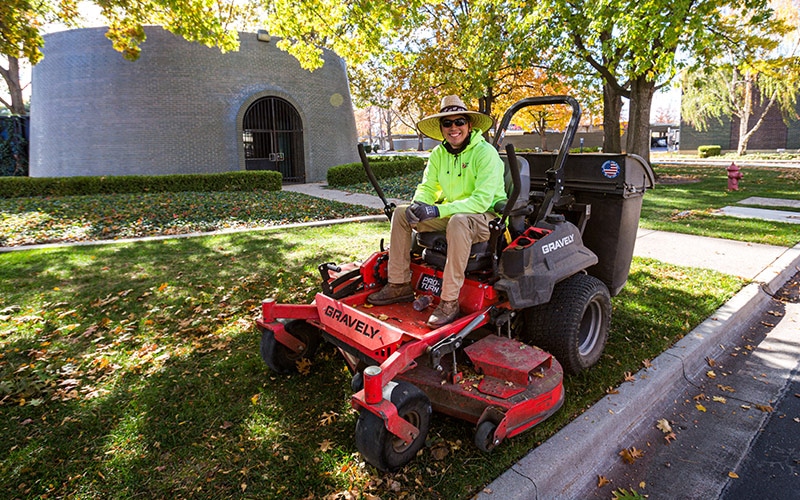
[521,153,655,296]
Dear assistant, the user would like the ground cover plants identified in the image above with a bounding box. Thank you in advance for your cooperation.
[0,190,380,247]
[1,222,745,498]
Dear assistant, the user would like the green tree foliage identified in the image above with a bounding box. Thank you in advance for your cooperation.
[1,0,79,114]
[510,0,781,163]
[0,0,259,114]
[681,0,800,155]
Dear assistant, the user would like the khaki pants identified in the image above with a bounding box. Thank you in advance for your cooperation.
[387,204,493,301]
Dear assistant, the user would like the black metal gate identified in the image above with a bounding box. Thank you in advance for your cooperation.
[242,97,305,183]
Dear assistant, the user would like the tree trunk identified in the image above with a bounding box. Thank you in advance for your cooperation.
[736,81,777,156]
[626,75,656,164]
[0,57,26,115]
[383,109,395,151]
[736,76,754,155]
[479,85,494,117]
[602,81,623,153]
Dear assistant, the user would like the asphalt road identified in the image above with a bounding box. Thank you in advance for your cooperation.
[579,272,800,500]
[720,273,800,500]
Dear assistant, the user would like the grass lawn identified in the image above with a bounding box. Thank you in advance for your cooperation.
[639,164,800,247]
[1,222,744,499]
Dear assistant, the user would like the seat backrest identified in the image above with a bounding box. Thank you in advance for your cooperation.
[501,155,531,212]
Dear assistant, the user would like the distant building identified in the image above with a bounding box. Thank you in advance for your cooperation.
[680,97,800,152]
[30,27,359,182]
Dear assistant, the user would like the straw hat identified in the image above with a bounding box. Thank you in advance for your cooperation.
[416,95,494,141]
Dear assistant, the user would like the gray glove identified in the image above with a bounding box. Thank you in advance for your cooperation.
[405,203,420,225]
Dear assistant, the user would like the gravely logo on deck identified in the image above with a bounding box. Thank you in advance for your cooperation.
[541,233,575,255]
[323,305,381,338]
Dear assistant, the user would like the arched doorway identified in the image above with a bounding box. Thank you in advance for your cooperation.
[242,97,305,183]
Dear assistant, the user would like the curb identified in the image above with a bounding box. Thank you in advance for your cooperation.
[477,242,800,500]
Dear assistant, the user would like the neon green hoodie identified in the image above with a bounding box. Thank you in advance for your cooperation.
[413,130,507,218]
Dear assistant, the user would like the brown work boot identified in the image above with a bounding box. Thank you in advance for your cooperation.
[367,283,414,305]
[427,299,460,328]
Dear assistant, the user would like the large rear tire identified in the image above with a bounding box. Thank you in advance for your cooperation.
[355,381,431,472]
[259,320,321,374]
[523,273,611,375]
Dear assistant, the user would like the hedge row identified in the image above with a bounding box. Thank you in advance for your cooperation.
[327,156,426,187]
[698,145,722,158]
[0,170,283,199]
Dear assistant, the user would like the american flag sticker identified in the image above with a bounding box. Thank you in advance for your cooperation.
[601,160,620,179]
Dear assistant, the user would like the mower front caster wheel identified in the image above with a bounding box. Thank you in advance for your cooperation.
[259,320,320,375]
[355,382,431,472]
[475,420,499,452]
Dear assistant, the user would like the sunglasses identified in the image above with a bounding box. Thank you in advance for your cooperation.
[441,117,468,128]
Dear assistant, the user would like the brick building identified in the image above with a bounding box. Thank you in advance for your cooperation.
[680,97,800,152]
[30,27,359,182]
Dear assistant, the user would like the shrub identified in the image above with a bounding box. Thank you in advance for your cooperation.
[0,116,28,177]
[327,156,426,186]
[0,170,282,199]
[698,145,722,158]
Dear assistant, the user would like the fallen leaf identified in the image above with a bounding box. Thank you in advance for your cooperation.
[320,411,338,426]
[766,310,783,317]
[696,403,707,413]
[250,394,259,404]
[755,404,774,413]
[624,372,635,382]
[664,432,677,444]
[220,421,234,429]
[693,393,706,401]
[712,396,727,404]
[717,384,736,393]
[728,471,739,479]
[642,359,652,369]
[597,475,611,488]
[619,447,644,464]
[656,419,672,434]
[606,387,620,395]
[706,370,717,379]
[430,443,449,460]
[296,358,312,375]
[706,357,716,367]
[760,321,775,328]
[319,439,334,452]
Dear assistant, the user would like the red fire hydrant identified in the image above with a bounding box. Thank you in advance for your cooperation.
[727,162,743,190]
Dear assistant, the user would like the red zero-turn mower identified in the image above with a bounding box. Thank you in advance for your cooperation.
[256,96,654,471]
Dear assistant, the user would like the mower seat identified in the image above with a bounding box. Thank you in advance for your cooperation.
[415,156,531,273]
